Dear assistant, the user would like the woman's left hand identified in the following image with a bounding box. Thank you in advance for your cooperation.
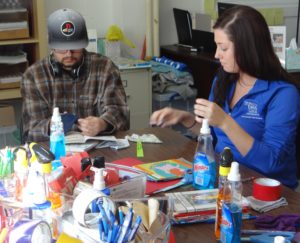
[194,98,228,129]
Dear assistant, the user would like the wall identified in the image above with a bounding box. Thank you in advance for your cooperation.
[44,0,299,57]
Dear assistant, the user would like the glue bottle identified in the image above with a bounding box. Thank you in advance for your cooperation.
[215,147,233,239]
[220,162,243,243]
[50,107,66,160]
[192,119,216,189]
[93,156,120,186]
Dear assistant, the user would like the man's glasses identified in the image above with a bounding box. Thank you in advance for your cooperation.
[54,49,82,54]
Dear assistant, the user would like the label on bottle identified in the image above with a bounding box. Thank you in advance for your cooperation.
[220,203,242,243]
[50,134,66,160]
[193,152,216,189]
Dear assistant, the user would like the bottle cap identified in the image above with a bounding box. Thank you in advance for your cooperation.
[52,107,61,122]
[274,236,285,243]
[81,157,92,172]
[219,147,233,176]
[227,161,241,181]
[200,119,210,134]
[93,156,105,168]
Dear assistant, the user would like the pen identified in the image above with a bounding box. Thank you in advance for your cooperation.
[98,204,109,235]
[117,208,133,243]
[128,215,142,241]
[242,176,255,183]
[118,208,124,225]
[98,217,104,241]
[111,221,119,242]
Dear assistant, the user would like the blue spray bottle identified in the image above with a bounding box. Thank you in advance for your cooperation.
[192,119,216,189]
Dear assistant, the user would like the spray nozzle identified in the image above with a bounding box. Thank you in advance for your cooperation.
[227,161,241,181]
[90,166,106,191]
[200,119,211,134]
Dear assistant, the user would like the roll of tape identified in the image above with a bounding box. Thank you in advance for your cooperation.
[72,189,115,227]
[253,178,281,201]
[8,219,52,243]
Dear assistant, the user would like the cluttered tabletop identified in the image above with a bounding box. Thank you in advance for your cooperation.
[1,127,300,243]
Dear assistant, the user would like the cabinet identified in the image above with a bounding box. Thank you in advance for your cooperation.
[120,67,152,129]
[0,0,47,100]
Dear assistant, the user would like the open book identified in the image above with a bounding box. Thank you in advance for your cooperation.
[65,131,117,144]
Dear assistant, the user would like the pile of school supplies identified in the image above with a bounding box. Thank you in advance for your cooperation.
[132,158,192,181]
[167,189,250,225]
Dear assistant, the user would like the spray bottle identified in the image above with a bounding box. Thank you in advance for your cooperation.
[220,162,243,243]
[50,107,66,160]
[215,147,233,239]
[193,119,216,189]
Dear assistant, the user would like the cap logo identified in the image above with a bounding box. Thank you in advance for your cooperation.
[61,21,75,36]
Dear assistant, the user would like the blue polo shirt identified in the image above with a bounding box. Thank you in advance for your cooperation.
[209,78,300,188]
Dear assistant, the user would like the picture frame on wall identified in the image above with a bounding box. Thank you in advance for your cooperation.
[269,26,286,64]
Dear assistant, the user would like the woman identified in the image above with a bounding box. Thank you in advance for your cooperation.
[150,5,300,188]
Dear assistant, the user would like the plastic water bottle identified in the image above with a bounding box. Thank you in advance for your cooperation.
[192,119,216,189]
[215,147,233,239]
[220,162,243,243]
[50,107,66,160]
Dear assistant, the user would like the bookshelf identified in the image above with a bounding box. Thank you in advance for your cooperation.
[0,0,47,100]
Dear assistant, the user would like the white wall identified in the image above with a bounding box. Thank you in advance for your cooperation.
[44,0,299,58]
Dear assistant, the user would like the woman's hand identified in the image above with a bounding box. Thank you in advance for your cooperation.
[194,98,229,129]
[150,107,195,128]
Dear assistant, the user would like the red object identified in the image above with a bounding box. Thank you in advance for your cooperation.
[104,168,121,186]
[112,158,182,195]
[48,167,78,194]
[169,230,176,243]
[253,178,281,201]
[60,152,89,180]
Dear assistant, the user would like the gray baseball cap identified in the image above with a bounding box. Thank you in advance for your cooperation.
[48,8,89,50]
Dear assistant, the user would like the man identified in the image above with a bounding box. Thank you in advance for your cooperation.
[21,8,129,142]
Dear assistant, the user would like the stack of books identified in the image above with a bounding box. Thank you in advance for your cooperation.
[167,189,250,225]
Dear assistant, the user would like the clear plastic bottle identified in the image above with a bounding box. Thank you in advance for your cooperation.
[215,147,233,240]
[220,162,243,243]
[50,107,66,160]
[192,119,216,189]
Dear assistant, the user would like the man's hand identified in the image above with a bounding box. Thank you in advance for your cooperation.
[77,116,108,136]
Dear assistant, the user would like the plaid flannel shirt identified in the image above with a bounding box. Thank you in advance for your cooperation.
[21,50,129,142]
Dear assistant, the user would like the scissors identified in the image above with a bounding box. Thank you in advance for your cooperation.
[241,230,295,243]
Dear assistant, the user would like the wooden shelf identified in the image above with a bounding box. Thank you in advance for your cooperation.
[0,38,39,46]
[0,88,21,100]
[0,0,47,102]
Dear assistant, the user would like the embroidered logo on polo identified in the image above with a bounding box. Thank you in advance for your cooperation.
[241,100,262,120]
[61,21,75,36]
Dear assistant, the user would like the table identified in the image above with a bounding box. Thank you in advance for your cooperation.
[90,127,300,243]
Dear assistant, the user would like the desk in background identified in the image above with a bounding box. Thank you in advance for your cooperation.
[161,44,300,99]
[161,45,220,99]
[90,127,300,243]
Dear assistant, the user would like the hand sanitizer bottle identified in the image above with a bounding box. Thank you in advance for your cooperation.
[50,107,66,160]
[192,119,216,189]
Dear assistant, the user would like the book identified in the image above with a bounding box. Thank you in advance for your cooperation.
[167,189,218,214]
[111,158,185,195]
[133,158,192,181]
[65,131,117,144]
[65,141,99,152]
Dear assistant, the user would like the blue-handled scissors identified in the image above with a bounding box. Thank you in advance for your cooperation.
[241,230,295,243]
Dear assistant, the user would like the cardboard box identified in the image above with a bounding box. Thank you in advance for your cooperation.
[0,105,15,126]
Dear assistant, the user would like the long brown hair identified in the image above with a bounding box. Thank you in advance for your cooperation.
[212,5,299,107]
